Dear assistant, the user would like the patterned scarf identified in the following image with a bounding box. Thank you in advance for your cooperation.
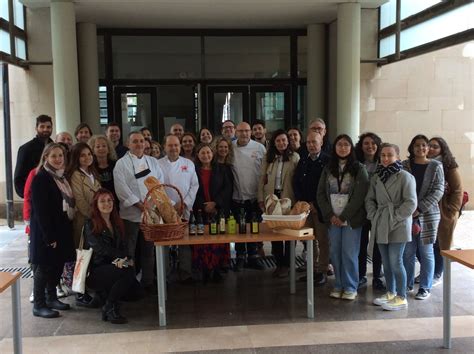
[375,160,403,184]
[43,162,76,220]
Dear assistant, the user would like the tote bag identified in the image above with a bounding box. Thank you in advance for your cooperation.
[72,228,93,294]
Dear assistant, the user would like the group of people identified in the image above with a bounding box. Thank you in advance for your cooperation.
[14,114,463,324]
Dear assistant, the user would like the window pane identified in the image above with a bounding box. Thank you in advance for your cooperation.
[1,30,11,54]
[400,4,474,52]
[297,85,307,132]
[98,35,105,79]
[112,36,201,79]
[13,0,24,29]
[380,0,397,30]
[99,86,108,125]
[205,36,290,78]
[379,34,396,57]
[297,36,307,78]
[255,91,286,132]
[15,37,26,59]
[0,1,9,21]
[401,0,441,20]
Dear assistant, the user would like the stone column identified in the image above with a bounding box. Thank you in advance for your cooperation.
[50,0,81,134]
[77,22,100,135]
[307,24,326,130]
[336,2,361,140]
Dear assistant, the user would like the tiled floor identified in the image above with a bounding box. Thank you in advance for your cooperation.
[0,213,473,353]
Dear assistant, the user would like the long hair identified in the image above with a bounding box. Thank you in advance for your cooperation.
[74,122,93,139]
[88,135,117,161]
[89,188,125,238]
[355,132,382,163]
[180,132,197,156]
[66,142,99,179]
[212,136,234,165]
[429,136,459,175]
[407,134,429,160]
[198,127,214,144]
[36,143,67,172]
[328,134,358,177]
[266,129,294,163]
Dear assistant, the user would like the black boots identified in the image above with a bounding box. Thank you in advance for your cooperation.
[46,298,71,311]
[33,306,59,318]
[102,301,128,324]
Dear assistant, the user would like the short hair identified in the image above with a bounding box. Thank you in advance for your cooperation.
[163,133,180,146]
[308,118,326,127]
[88,135,117,161]
[105,122,120,131]
[128,130,144,139]
[36,115,52,127]
[74,123,93,137]
[252,119,266,129]
[380,142,400,156]
[221,120,236,129]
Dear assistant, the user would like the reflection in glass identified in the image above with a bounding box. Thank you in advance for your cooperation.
[205,36,290,79]
[120,93,152,139]
[255,92,285,132]
[99,86,108,126]
[212,92,243,131]
[297,36,307,78]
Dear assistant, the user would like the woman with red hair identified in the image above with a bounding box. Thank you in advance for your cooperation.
[84,188,140,324]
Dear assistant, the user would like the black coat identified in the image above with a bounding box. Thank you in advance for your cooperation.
[293,151,330,221]
[14,136,53,198]
[193,163,233,218]
[30,168,75,265]
[84,220,130,268]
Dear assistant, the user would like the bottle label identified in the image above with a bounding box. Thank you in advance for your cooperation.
[189,224,197,235]
[197,223,204,235]
[210,223,217,234]
[219,219,226,233]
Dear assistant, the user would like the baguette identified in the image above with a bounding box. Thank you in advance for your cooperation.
[144,176,180,224]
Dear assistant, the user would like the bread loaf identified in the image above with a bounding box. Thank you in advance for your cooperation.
[290,201,311,215]
[144,176,180,224]
[265,194,279,215]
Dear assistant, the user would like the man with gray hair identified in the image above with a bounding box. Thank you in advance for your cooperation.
[308,118,332,154]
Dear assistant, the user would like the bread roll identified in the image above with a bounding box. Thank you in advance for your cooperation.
[290,201,311,215]
[280,198,292,215]
[144,176,180,224]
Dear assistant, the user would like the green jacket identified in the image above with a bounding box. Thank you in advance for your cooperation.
[316,162,369,229]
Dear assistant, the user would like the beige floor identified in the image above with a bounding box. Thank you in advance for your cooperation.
[0,315,473,353]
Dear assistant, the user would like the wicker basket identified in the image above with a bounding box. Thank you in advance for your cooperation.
[262,212,309,230]
[140,183,188,242]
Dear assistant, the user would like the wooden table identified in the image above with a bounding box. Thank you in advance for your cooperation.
[154,224,315,326]
[0,271,22,354]
[440,249,474,349]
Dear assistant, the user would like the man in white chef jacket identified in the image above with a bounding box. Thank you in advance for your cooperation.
[158,134,199,281]
[113,131,164,294]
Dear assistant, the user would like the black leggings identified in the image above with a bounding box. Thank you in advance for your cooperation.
[87,265,139,303]
[32,263,63,307]
[359,222,382,278]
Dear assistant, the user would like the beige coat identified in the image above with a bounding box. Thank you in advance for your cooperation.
[438,167,463,250]
[70,170,101,248]
[258,153,300,205]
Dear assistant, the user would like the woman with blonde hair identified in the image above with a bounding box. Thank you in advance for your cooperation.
[88,135,117,198]
[30,143,75,318]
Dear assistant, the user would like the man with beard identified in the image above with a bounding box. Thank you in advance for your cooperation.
[251,119,269,149]
[14,115,54,198]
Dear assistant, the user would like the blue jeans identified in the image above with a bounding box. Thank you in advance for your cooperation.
[328,225,362,293]
[378,242,407,298]
[403,234,434,290]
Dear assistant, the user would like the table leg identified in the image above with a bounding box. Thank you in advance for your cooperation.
[307,240,314,319]
[290,240,295,294]
[156,245,167,326]
[443,257,451,349]
[11,278,22,354]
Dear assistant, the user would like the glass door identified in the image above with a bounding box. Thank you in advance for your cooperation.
[113,87,158,141]
[250,85,290,132]
[207,86,249,134]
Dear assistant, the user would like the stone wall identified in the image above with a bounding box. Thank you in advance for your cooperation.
[361,42,474,208]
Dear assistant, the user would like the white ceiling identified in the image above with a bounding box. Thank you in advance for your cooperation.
[21,0,386,28]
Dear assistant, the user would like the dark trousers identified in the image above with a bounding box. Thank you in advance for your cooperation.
[87,264,139,303]
[232,200,261,258]
[359,222,382,278]
[272,241,292,267]
[32,263,63,308]
[433,239,443,277]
